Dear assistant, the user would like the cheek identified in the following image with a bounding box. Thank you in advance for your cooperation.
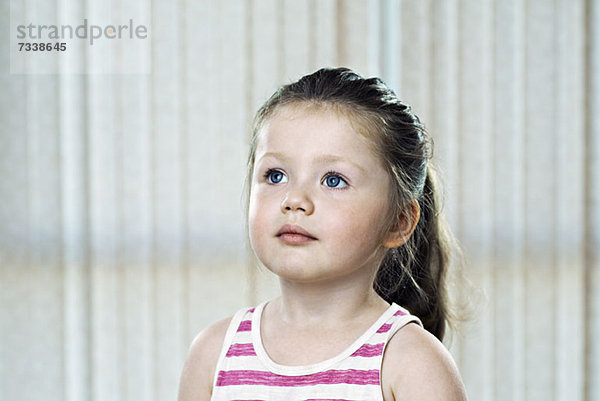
[333,198,390,245]
[248,190,274,250]
[248,194,262,242]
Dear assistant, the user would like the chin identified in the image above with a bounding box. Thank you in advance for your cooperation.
[264,262,319,282]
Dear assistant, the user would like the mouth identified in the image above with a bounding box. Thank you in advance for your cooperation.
[276,224,317,244]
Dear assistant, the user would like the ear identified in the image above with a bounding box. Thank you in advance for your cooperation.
[382,200,420,248]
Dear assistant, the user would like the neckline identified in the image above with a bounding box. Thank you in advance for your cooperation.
[251,300,400,376]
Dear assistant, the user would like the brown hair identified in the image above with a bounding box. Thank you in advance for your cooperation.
[246,67,458,341]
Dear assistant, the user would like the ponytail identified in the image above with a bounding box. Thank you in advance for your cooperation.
[374,165,452,341]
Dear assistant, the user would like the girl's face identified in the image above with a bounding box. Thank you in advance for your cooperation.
[248,105,394,285]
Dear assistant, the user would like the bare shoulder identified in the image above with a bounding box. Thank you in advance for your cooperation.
[381,323,468,401]
[177,316,233,401]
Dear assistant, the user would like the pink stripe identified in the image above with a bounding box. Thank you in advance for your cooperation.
[237,320,252,332]
[376,323,392,333]
[394,309,406,316]
[350,343,384,357]
[248,308,255,313]
[216,369,380,387]
[226,343,256,357]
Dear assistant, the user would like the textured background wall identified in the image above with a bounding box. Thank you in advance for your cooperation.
[1,0,599,401]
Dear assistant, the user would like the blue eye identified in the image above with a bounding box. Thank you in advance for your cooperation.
[265,169,287,184]
[323,173,348,188]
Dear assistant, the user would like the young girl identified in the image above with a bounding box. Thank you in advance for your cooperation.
[178,67,468,400]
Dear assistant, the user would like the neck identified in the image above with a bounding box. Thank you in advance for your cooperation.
[272,266,389,326]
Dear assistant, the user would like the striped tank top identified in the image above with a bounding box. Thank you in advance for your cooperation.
[210,301,422,401]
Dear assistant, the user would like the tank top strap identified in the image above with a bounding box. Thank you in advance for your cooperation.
[329,303,422,373]
[211,305,257,390]
[379,303,423,342]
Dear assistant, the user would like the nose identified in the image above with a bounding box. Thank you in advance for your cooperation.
[281,186,314,215]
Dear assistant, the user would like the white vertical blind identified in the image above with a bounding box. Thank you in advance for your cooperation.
[1,1,599,400]
[586,2,600,400]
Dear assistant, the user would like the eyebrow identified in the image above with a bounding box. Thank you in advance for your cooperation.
[257,152,287,162]
[257,152,367,173]
[312,154,367,173]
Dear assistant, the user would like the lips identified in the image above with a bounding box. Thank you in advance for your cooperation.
[276,224,317,244]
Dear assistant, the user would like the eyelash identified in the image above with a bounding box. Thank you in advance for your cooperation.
[263,168,349,189]
[322,171,349,189]
[263,168,286,184]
